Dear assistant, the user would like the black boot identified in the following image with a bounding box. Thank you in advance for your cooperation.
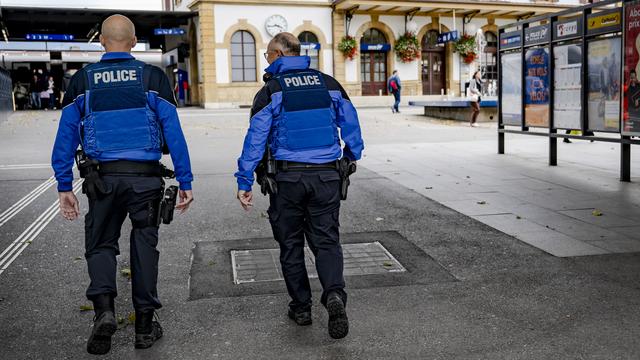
[326,292,349,339]
[288,308,312,326]
[134,310,163,349]
[87,294,117,355]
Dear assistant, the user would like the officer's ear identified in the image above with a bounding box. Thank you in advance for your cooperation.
[99,34,106,49]
[131,36,138,49]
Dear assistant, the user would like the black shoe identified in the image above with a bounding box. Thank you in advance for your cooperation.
[87,311,117,355]
[326,293,349,339]
[563,138,572,143]
[134,311,163,349]
[288,308,312,326]
[391,107,396,113]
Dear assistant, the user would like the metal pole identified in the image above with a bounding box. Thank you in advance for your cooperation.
[549,21,557,166]
[621,136,631,182]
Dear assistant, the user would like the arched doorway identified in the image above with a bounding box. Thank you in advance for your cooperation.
[298,31,320,70]
[481,31,498,94]
[421,30,446,95]
[360,28,389,96]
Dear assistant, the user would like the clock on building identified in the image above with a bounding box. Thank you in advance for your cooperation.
[265,15,288,37]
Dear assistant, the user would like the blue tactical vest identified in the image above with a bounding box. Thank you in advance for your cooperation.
[81,59,162,158]
[272,69,338,151]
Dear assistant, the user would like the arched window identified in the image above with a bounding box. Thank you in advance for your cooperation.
[482,31,498,82]
[231,30,256,82]
[422,30,444,50]
[298,31,320,70]
[361,28,386,44]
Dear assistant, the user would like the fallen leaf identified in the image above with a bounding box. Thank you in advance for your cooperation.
[516,216,522,219]
[120,268,131,279]
[425,187,433,190]
[477,201,487,205]
[208,261,216,267]
[592,209,603,217]
[386,159,392,162]
[117,316,125,325]
[375,217,384,221]
[127,312,136,325]
[79,304,94,312]
[260,212,268,218]
[382,261,393,267]
[73,256,83,261]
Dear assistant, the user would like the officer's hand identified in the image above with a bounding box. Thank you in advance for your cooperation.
[237,190,253,211]
[176,190,194,214]
[59,192,80,221]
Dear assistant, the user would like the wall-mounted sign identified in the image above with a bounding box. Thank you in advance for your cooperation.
[524,24,550,46]
[437,30,459,44]
[360,43,391,52]
[587,9,622,36]
[154,28,185,36]
[499,31,522,50]
[553,17,583,41]
[525,47,550,127]
[623,1,640,135]
[300,42,321,50]
[26,34,74,41]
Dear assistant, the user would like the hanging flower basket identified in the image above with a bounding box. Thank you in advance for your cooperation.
[338,35,358,60]
[453,34,478,64]
[394,32,421,63]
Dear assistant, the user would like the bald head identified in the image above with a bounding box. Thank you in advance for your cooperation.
[100,14,137,52]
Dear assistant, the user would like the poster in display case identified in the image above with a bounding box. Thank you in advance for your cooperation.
[587,37,621,132]
[623,0,640,135]
[553,43,582,129]
[500,52,522,126]
[525,47,550,127]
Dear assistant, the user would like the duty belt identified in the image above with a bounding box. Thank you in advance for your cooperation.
[276,160,339,171]
[98,160,174,178]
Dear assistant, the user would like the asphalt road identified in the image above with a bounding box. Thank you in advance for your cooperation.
[0,108,638,359]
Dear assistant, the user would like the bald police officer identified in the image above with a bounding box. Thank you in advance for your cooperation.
[235,32,364,339]
[51,15,193,354]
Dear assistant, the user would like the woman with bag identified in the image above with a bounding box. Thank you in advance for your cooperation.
[469,71,483,127]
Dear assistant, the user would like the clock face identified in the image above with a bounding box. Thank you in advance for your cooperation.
[265,15,288,37]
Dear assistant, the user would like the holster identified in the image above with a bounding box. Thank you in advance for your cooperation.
[338,158,357,201]
[256,148,278,196]
[76,150,107,200]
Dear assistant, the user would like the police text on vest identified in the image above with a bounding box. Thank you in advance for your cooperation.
[283,75,321,88]
[93,69,138,84]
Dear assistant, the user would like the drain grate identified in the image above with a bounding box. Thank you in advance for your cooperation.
[231,242,406,284]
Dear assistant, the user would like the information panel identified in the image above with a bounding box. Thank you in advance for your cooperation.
[525,47,550,127]
[553,44,582,129]
[623,1,640,135]
[500,52,522,126]
[587,37,621,132]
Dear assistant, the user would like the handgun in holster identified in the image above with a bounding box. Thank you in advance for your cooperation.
[75,149,107,200]
[339,158,357,201]
[158,185,179,225]
[256,148,278,196]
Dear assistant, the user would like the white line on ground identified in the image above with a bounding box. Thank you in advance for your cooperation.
[0,180,83,275]
[0,177,56,228]
[0,164,52,170]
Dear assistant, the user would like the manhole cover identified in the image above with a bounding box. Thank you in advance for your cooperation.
[231,242,406,284]
[189,231,456,300]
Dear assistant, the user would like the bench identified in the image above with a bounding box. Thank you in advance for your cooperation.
[409,97,497,122]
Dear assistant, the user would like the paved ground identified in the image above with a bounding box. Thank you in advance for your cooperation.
[0,107,639,359]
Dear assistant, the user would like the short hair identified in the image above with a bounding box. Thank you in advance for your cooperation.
[393,70,398,74]
[271,32,301,56]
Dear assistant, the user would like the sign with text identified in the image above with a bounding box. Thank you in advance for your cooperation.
[26,34,74,41]
[587,37,621,132]
[623,1,640,135]
[587,9,622,36]
[524,24,550,46]
[300,42,321,50]
[360,43,391,52]
[154,28,185,36]
[437,30,459,44]
[525,47,550,127]
[499,31,522,50]
[553,17,583,41]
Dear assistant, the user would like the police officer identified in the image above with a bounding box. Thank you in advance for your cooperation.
[51,15,193,355]
[235,32,364,339]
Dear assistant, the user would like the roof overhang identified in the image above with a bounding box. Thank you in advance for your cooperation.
[332,0,579,20]
[0,6,195,42]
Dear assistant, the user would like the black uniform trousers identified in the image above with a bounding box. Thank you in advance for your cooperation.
[267,169,347,312]
[84,175,164,312]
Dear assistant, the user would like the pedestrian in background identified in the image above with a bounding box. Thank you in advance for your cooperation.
[388,70,401,113]
[46,76,56,110]
[469,71,483,127]
[29,73,41,109]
